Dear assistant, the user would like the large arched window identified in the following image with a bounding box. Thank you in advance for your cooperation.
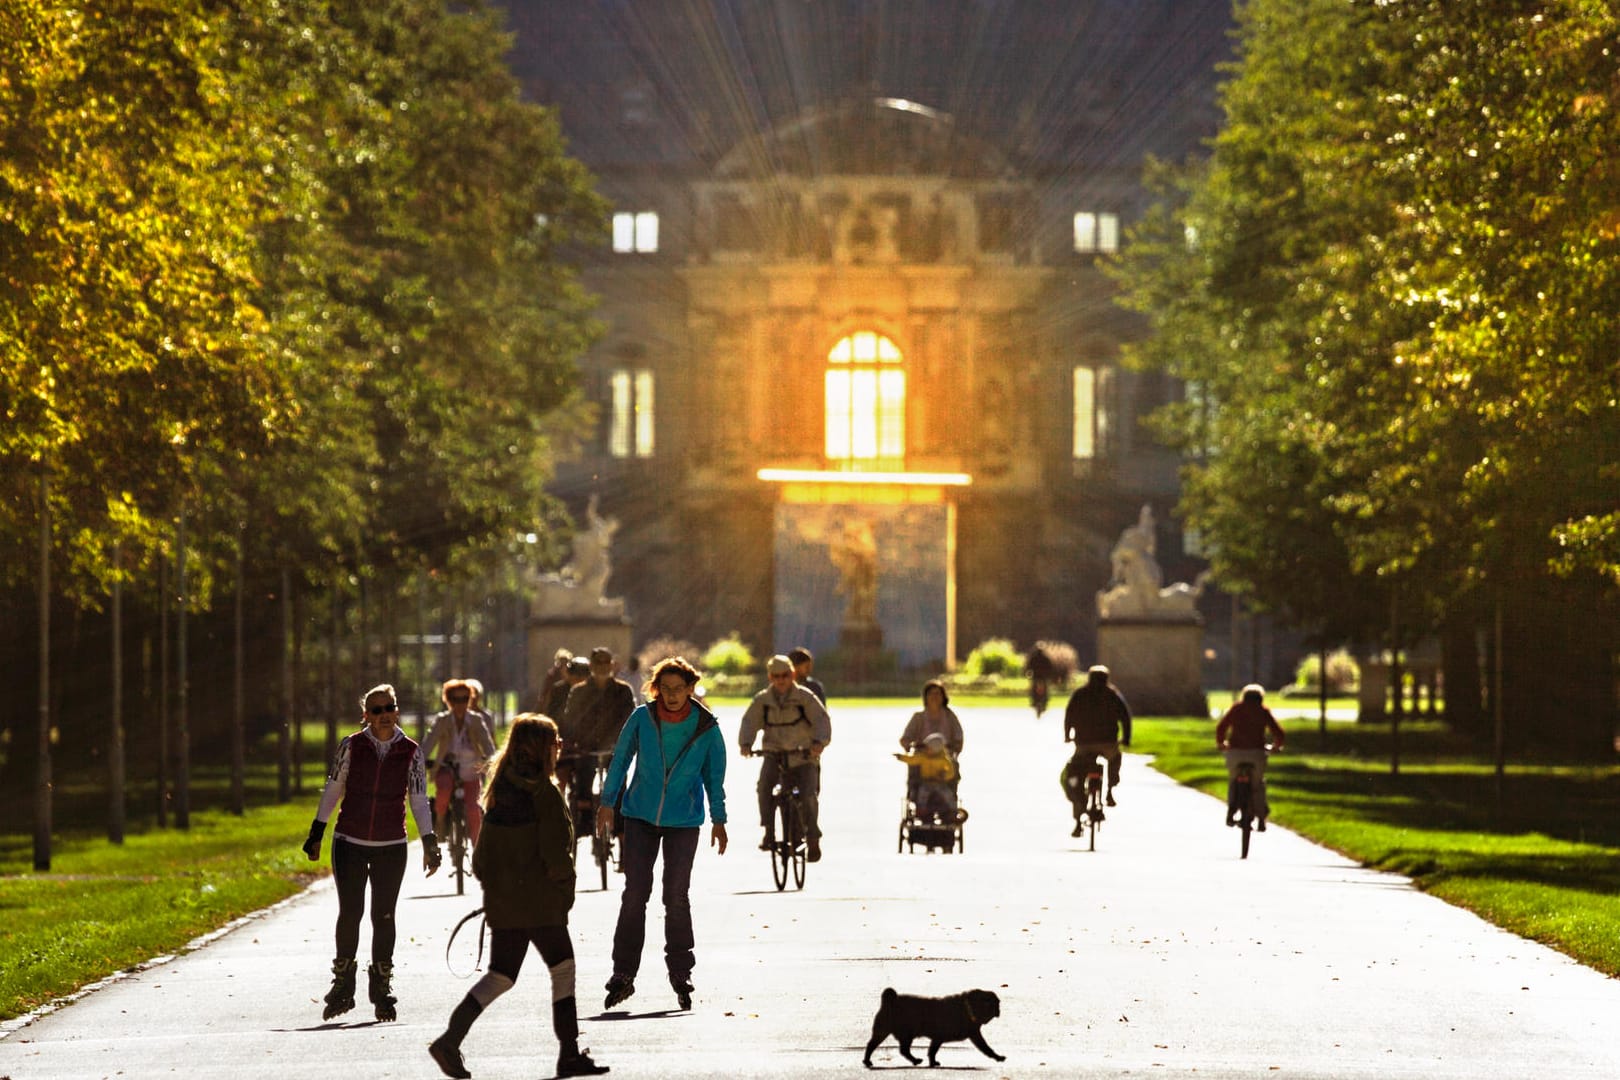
[825,332,904,468]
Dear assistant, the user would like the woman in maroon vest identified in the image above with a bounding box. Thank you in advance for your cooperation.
[302,683,440,1021]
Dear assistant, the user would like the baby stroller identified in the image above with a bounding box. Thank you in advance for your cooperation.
[896,757,967,854]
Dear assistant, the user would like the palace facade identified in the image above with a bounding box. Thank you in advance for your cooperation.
[502,3,1232,678]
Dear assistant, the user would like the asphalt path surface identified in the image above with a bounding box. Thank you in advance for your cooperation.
[4,703,1619,1079]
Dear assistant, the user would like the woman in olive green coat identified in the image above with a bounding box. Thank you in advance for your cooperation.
[429,714,608,1079]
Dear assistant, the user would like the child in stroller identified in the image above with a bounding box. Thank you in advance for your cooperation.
[894,732,959,824]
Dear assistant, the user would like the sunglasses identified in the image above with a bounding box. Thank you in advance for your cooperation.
[368,703,399,715]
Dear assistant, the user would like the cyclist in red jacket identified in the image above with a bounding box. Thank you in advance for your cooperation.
[1215,684,1286,830]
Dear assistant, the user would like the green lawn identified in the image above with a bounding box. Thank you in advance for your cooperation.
[1133,717,1620,976]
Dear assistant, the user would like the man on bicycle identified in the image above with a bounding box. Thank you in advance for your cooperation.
[558,646,636,827]
[1215,684,1286,830]
[1063,665,1132,831]
[426,678,497,845]
[738,654,831,861]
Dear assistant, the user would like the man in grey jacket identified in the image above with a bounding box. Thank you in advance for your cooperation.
[738,654,832,861]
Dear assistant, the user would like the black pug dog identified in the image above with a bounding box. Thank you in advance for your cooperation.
[863,987,1005,1068]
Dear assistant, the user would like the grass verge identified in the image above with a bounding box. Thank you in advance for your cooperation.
[0,801,322,1021]
[1134,717,1620,977]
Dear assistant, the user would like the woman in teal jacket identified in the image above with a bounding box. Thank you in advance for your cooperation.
[596,656,728,1012]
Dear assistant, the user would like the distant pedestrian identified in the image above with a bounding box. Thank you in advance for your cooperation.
[598,657,728,1012]
[548,656,590,720]
[428,713,608,1079]
[788,646,827,705]
[558,647,636,821]
[538,648,574,714]
[302,683,439,1023]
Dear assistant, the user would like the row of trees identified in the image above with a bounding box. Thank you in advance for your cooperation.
[1113,0,1619,749]
[1,0,608,861]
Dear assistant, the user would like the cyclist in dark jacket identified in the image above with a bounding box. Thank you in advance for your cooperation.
[1063,665,1132,820]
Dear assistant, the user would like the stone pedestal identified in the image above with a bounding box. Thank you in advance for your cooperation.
[1096,619,1208,718]
[836,623,886,683]
[527,616,633,706]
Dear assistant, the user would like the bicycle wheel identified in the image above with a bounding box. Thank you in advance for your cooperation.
[449,806,467,895]
[1237,784,1253,859]
[770,796,790,891]
[789,798,807,890]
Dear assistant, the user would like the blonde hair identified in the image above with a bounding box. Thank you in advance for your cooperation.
[481,713,559,811]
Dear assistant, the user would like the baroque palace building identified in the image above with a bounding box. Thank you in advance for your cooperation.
[501,2,1233,678]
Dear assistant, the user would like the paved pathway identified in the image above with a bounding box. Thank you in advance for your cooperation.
[4,704,1618,1078]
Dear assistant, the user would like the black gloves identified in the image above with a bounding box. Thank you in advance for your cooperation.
[302,819,326,861]
[422,833,443,873]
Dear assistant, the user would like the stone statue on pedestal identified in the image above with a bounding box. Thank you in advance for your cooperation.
[1096,505,1209,620]
[532,495,626,619]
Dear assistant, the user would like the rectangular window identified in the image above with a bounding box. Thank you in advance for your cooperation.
[611,211,659,253]
[608,369,654,458]
[1074,211,1121,254]
[1073,365,1113,459]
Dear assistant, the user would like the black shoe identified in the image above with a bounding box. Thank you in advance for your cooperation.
[322,958,357,1020]
[1070,822,1083,837]
[603,973,635,1009]
[428,1037,471,1079]
[1257,818,1267,832]
[806,838,821,863]
[1105,791,1117,807]
[671,975,693,1011]
[758,834,775,852]
[1226,814,1238,827]
[557,1048,610,1077]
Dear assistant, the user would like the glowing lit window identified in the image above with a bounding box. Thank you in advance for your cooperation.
[1073,365,1112,460]
[609,369,654,458]
[825,332,904,467]
[1074,211,1120,254]
[612,211,659,253]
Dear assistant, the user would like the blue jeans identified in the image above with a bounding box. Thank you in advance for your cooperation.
[611,816,701,980]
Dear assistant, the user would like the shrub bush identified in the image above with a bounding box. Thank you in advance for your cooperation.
[637,636,702,674]
[962,637,1024,678]
[702,632,757,676]
[1293,649,1360,693]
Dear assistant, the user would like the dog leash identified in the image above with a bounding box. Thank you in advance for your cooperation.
[446,907,486,977]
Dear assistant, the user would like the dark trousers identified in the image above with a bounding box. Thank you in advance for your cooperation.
[332,838,407,962]
[756,757,822,839]
[488,924,574,982]
[611,816,700,980]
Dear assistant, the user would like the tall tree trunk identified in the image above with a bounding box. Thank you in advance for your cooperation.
[109,541,126,843]
[158,551,170,827]
[279,566,293,803]
[231,526,245,815]
[35,462,52,871]
[326,575,339,769]
[176,507,190,829]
